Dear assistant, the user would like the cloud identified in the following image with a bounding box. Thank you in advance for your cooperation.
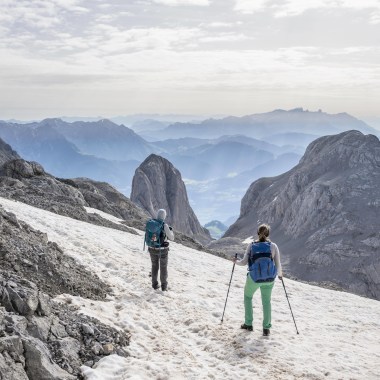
[152,0,210,6]
[0,0,89,30]
[85,25,204,54]
[1,0,379,118]
[234,0,270,14]
[199,33,248,43]
[201,22,242,29]
[234,0,380,23]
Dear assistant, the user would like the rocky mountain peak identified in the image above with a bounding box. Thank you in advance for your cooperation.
[299,130,380,169]
[224,130,380,300]
[131,154,212,245]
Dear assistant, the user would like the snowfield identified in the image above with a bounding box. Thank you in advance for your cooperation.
[1,197,380,380]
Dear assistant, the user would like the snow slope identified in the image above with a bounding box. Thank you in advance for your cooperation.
[1,197,379,380]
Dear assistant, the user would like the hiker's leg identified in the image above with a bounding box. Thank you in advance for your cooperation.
[160,251,168,290]
[260,281,274,329]
[244,274,260,326]
[149,251,159,289]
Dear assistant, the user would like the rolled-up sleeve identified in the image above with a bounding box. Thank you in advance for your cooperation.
[271,242,283,277]
[235,243,251,266]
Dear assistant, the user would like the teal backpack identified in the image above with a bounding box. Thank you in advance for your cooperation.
[144,219,165,250]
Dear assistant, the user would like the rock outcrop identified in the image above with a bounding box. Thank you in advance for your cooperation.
[131,154,212,245]
[224,131,380,300]
[0,159,137,234]
[0,138,19,166]
[0,206,130,379]
[61,178,149,230]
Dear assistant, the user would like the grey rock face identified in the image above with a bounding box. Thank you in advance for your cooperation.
[0,206,111,299]
[0,158,136,234]
[0,138,20,167]
[62,177,149,230]
[4,202,134,380]
[131,154,211,245]
[224,131,380,300]
[23,337,76,380]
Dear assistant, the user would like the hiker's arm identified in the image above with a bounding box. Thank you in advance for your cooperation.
[272,243,283,278]
[234,244,250,266]
[164,223,174,240]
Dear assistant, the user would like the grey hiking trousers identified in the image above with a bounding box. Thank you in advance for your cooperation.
[148,248,169,290]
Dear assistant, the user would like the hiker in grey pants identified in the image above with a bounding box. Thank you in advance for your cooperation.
[148,209,174,291]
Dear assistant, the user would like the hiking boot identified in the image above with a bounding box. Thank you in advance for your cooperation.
[240,324,253,331]
[263,328,270,336]
[152,284,160,290]
[161,286,168,291]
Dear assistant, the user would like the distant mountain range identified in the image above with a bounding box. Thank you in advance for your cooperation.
[157,108,377,140]
[1,108,376,223]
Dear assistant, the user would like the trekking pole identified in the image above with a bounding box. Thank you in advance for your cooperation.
[221,253,238,323]
[281,277,299,334]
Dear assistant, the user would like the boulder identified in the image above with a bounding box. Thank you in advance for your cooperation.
[23,337,75,380]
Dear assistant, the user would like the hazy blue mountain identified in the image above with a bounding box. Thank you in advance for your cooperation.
[0,117,305,222]
[152,137,210,154]
[264,132,319,147]
[204,220,228,239]
[184,152,301,224]
[159,141,274,182]
[215,135,305,155]
[176,141,274,176]
[43,118,155,161]
[159,108,376,140]
[0,120,140,193]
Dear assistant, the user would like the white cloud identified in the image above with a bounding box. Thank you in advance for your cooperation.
[152,0,210,6]
[234,0,270,14]
[199,33,248,43]
[51,0,89,13]
[0,0,89,30]
[1,0,379,117]
[234,0,380,22]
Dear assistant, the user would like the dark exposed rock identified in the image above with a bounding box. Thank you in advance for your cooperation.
[0,207,111,299]
[0,272,130,379]
[60,177,149,230]
[0,350,29,380]
[0,159,45,180]
[0,159,137,234]
[23,337,76,380]
[0,138,20,167]
[224,131,380,300]
[131,154,212,245]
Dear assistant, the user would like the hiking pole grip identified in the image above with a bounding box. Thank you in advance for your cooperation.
[281,277,300,335]
[221,253,238,323]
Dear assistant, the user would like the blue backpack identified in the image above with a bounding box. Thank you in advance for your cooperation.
[144,219,165,249]
[248,241,277,283]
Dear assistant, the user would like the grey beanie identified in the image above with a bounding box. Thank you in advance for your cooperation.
[157,209,166,221]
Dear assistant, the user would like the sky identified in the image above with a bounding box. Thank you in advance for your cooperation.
[2,196,380,379]
[0,0,380,120]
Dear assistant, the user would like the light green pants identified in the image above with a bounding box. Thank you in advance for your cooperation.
[244,274,274,329]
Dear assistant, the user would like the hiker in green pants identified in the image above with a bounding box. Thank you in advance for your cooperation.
[234,224,283,336]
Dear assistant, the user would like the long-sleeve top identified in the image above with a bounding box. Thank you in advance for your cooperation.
[164,223,174,241]
[235,240,283,277]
